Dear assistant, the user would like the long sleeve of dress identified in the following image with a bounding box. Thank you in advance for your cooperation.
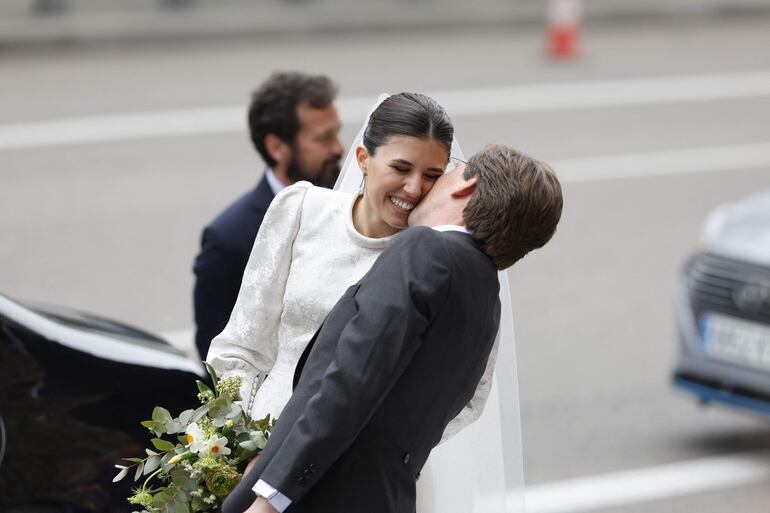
[206,182,309,415]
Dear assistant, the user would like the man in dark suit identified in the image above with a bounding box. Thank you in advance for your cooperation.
[193,72,344,359]
[223,144,563,513]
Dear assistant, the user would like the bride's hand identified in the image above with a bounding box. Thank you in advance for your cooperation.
[243,455,259,477]
[244,496,277,513]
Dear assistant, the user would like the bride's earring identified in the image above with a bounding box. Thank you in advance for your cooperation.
[358,175,366,195]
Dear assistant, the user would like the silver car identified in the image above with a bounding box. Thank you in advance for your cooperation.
[673,189,770,417]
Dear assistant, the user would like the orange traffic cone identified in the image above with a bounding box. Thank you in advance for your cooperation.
[546,0,583,59]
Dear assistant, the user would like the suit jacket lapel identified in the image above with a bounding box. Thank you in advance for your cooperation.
[293,327,320,389]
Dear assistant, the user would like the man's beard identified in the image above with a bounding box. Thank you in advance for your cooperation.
[286,155,341,190]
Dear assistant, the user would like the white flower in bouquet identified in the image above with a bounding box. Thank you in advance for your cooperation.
[185,422,207,454]
[204,435,231,458]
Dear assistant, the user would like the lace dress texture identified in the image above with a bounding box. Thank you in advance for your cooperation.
[206,181,496,442]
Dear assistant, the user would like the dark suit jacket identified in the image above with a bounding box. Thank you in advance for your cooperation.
[193,175,275,360]
[223,227,501,513]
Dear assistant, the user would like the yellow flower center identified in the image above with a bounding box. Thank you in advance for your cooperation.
[186,434,194,443]
[211,446,220,454]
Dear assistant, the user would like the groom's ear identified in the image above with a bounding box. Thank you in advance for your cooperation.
[450,175,477,199]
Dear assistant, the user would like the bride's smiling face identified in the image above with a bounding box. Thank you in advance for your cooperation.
[355,135,448,237]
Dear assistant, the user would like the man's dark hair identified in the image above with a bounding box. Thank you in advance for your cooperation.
[248,72,338,167]
[463,144,563,270]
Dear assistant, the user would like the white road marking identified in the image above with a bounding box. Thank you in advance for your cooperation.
[3,70,770,150]
[553,141,770,183]
[518,452,770,513]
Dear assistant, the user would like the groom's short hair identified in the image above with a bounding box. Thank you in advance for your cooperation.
[463,145,563,270]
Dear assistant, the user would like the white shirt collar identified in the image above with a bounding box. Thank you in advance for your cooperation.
[265,168,286,197]
[431,225,471,235]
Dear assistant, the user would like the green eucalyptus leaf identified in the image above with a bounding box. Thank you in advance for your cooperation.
[112,466,129,482]
[208,396,231,418]
[151,438,177,452]
[227,403,242,419]
[196,380,213,396]
[170,470,190,485]
[251,431,267,449]
[204,361,219,388]
[134,460,145,481]
[238,440,257,452]
[178,409,194,425]
[153,486,176,511]
[141,420,157,430]
[122,457,144,463]
[144,454,162,474]
[152,406,173,424]
[190,403,211,422]
[174,495,190,513]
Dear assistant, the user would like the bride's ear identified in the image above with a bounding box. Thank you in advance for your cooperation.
[355,146,369,175]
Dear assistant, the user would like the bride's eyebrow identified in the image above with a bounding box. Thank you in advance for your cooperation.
[390,158,443,174]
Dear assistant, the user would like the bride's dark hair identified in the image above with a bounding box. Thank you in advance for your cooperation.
[363,93,453,162]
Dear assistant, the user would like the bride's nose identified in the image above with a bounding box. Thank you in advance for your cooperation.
[402,173,422,199]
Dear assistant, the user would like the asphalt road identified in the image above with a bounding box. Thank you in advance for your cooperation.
[3,14,770,512]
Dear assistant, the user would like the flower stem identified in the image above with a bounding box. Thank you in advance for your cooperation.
[142,468,163,491]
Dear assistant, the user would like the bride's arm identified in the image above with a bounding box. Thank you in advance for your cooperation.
[206,182,310,415]
[438,332,499,442]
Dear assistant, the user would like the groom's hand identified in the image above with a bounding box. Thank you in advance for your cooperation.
[244,496,277,513]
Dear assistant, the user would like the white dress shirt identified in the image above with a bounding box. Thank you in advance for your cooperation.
[264,167,286,197]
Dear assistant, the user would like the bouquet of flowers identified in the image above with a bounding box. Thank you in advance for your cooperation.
[114,363,274,512]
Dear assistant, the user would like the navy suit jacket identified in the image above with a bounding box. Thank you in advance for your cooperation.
[193,175,275,360]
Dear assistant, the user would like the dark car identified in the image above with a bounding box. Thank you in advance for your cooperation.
[673,190,770,417]
[0,293,205,513]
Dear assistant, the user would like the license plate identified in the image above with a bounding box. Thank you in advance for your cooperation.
[701,313,770,371]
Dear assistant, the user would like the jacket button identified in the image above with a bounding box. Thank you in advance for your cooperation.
[296,475,307,485]
[402,453,411,464]
[303,468,312,476]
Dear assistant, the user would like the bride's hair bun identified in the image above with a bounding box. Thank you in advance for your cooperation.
[363,93,453,162]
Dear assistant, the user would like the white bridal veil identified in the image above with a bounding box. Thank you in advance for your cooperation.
[334,95,525,513]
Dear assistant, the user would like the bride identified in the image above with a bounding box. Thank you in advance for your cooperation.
[208,92,524,512]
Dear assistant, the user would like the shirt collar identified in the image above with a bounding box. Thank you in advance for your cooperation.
[265,168,286,197]
[431,225,471,235]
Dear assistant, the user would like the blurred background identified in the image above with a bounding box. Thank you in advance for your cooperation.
[3,0,770,511]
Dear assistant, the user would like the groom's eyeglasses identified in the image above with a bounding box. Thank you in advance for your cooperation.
[448,156,467,172]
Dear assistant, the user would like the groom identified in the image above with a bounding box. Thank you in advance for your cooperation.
[224,144,563,513]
